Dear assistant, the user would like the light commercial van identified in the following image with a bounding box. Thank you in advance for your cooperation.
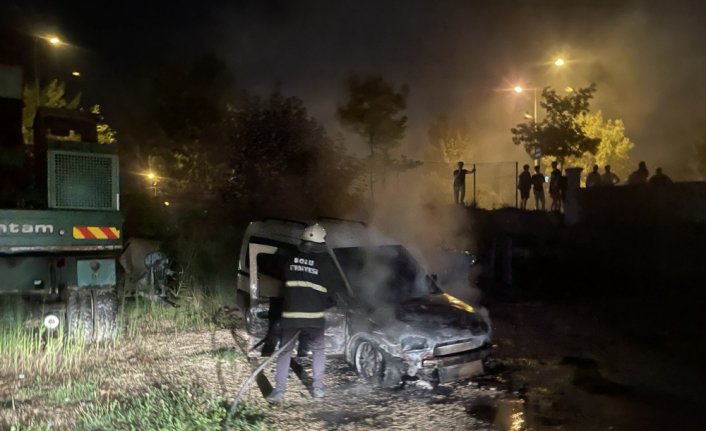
[236,217,492,386]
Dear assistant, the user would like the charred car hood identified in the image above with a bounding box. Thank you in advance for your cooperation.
[374,293,490,337]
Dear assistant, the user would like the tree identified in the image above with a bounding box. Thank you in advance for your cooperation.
[90,105,117,144]
[571,111,634,178]
[428,114,474,164]
[337,75,408,198]
[512,84,600,165]
[22,79,81,144]
[226,90,361,216]
[22,79,116,145]
[146,54,235,194]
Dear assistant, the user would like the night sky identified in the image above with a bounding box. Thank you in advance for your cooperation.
[3,0,706,174]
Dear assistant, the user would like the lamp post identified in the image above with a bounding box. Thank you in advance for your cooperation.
[145,171,158,197]
[511,57,565,122]
[513,85,537,123]
[33,34,64,99]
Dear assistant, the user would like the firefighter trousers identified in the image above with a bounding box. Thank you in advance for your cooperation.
[274,326,326,392]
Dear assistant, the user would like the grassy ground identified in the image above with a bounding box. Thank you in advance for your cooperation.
[0,283,269,431]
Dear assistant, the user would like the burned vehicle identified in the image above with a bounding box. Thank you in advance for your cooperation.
[236,217,492,385]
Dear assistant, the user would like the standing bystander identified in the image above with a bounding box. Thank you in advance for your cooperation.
[586,164,602,188]
[601,165,620,186]
[628,161,649,185]
[531,165,546,211]
[453,161,475,205]
[518,164,532,210]
[549,161,562,211]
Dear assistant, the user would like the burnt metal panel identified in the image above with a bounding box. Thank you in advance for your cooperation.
[437,359,484,383]
[433,339,482,356]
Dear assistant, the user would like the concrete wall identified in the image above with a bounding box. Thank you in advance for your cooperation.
[576,182,706,225]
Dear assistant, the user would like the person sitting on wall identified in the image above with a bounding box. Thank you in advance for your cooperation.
[586,164,602,188]
[648,167,673,185]
[601,165,620,186]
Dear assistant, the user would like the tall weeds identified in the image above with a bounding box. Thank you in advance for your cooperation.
[0,318,90,379]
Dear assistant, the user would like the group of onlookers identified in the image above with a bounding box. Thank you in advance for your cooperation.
[517,161,674,211]
[584,161,673,189]
[517,161,562,211]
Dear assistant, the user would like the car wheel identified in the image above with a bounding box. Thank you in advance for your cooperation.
[245,306,258,335]
[354,340,383,382]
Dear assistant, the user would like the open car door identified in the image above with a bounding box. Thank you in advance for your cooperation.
[247,242,347,356]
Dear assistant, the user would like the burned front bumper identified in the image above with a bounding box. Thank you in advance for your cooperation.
[417,345,491,383]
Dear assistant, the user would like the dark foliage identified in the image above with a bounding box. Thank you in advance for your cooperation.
[225,90,361,218]
[511,84,601,164]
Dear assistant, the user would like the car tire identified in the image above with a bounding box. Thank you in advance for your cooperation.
[353,339,384,382]
[92,288,117,343]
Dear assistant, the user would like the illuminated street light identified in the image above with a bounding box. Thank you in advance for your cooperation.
[144,171,158,196]
[513,84,538,124]
[34,33,67,96]
[554,57,565,67]
[512,84,539,166]
[71,71,81,77]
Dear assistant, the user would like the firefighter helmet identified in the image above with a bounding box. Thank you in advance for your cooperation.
[302,223,326,243]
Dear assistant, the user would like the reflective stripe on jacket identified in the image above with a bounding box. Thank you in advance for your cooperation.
[281,249,337,329]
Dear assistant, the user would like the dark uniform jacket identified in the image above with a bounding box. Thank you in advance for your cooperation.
[281,245,338,329]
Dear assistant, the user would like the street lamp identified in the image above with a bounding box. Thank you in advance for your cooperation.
[512,85,538,124]
[33,34,65,97]
[144,171,158,196]
[71,71,81,77]
[554,57,565,67]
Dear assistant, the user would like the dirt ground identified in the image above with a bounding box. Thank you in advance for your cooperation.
[3,296,705,430]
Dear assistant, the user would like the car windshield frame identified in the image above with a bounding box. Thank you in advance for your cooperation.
[332,244,441,305]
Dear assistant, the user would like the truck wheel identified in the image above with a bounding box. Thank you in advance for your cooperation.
[92,288,117,343]
[66,288,94,342]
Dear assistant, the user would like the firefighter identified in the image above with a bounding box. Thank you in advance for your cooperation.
[267,223,337,404]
